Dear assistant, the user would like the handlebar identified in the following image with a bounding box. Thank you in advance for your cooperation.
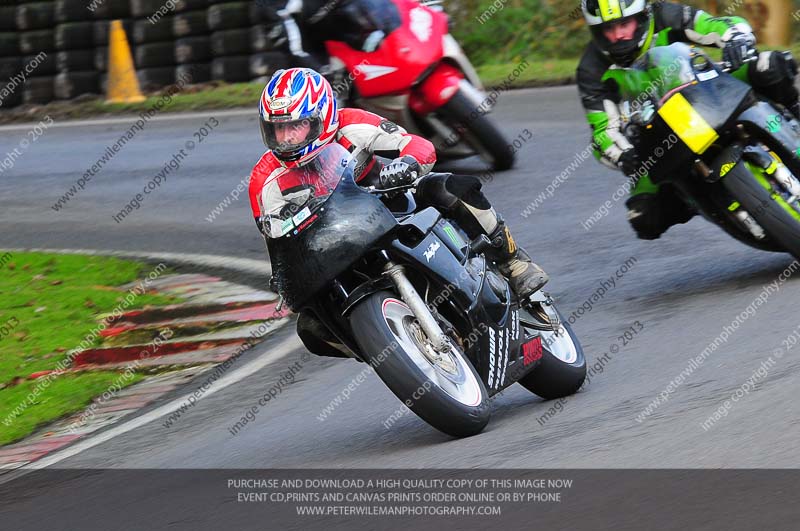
[717,49,759,74]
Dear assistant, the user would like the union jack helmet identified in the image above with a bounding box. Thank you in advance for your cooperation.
[259,68,339,168]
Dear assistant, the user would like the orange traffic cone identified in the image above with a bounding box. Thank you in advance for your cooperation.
[106,20,145,103]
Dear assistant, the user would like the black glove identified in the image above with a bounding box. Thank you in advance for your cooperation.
[379,155,420,191]
[617,149,641,177]
[722,33,756,72]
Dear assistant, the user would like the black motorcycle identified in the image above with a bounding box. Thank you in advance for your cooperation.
[262,143,586,437]
[612,43,800,257]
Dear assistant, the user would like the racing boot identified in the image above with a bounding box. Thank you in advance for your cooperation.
[486,220,549,300]
[790,102,800,121]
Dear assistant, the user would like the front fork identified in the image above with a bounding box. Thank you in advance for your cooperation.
[383,262,451,353]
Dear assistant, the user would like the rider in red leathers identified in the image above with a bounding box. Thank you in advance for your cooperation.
[249,68,547,357]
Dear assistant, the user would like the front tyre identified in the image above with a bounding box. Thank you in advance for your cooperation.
[723,157,800,260]
[440,87,515,171]
[349,291,491,437]
[517,306,586,400]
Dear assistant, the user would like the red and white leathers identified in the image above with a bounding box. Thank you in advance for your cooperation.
[249,107,436,224]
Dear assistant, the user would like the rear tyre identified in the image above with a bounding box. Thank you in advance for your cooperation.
[722,157,800,260]
[349,291,491,437]
[517,305,586,399]
[440,88,515,171]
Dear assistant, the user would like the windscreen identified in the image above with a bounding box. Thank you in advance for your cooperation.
[626,43,698,103]
[259,143,352,239]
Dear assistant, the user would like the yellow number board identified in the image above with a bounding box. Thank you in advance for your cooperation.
[657,92,719,155]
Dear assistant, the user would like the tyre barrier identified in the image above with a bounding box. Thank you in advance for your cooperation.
[14,2,54,31]
[175,36,211,63]
[54,70,99,99]
[2,0,293,108]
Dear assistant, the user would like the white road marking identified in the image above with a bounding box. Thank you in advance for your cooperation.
[1,336,301,480]
[0,247,272,277]
[0,108,253,132]
[0,248,291,483]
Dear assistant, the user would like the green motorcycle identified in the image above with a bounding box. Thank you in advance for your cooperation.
[609,42,800,258]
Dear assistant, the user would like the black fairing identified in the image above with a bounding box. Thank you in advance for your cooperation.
[269,171,537,394]
[388,232,528,395]
[636,71,752,184]
[736,102,800,177]
[268,174,398,311]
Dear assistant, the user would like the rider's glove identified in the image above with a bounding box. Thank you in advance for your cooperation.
[379,155,420,191]
[617,148,642,178]
[722,32,757,72]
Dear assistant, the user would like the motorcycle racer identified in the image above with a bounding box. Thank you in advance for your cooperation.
[256,0,399,75]
[248,68,547,356]
[578,0,799,240]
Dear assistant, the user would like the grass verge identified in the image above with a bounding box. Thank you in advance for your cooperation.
[0,252,172,446]
[477,58,578,89]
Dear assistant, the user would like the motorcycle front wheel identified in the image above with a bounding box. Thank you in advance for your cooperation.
[723,150,800,260]
[517,302,587,400]
[349,291,491,437]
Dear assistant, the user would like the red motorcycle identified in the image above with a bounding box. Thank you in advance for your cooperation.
[324,0,515,170]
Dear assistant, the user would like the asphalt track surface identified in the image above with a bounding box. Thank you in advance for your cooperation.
[3,86,800,474]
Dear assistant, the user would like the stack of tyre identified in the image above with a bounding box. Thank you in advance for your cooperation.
[15,0,57,104]
[207,0,287,84]
[248,3,288,83]
[0,1,22,108]
[53,0,104,100]
[129,0,175,89]
[173,0,211,84]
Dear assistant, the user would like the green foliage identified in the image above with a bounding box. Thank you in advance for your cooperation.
[447,0,798,67]
[448,0,589,65]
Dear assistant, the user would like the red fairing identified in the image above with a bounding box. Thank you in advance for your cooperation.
[249,151,282,219]
[324,0,449,98]
[408,62,464,115]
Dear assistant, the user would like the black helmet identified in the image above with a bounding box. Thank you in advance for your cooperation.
[582,0,653,66]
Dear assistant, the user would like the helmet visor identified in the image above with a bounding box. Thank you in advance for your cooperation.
[261,115,324,158]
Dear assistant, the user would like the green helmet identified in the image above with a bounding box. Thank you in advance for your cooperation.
[581,0,654,66]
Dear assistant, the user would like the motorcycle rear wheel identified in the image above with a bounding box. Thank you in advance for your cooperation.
[349,291,491,437]
[440,88,516,171]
